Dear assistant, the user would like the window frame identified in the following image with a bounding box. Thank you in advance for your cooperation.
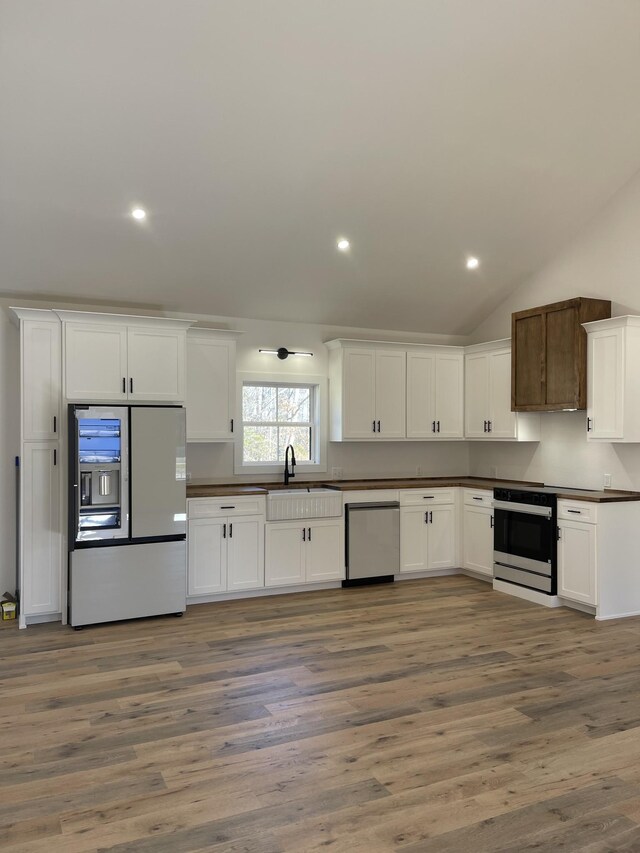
[234,372,328,475]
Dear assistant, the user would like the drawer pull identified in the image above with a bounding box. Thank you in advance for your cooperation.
[472,496,482,501]
[220,506,236,510]
[566,509,582,514]
[423,496,435,500]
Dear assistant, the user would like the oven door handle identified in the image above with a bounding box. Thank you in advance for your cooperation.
[492,500,553,518]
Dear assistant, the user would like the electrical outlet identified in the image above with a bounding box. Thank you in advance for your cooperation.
[186,471,192,482]
[490,465,498,479]
[416,466,423,477]
[603,473,612,489]
[331,467,343,479]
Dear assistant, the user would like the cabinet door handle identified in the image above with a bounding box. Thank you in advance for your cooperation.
[230,419,234,433]
[483,420,487,433]
[437,421,440,433]
[377,420,381,433]
[53,448,57,466]
[487,420,492,432]
[53,415,57,434]
[372,421,376,433]
[490,515,494,529]
[587,417,592,432]
[229,523,233,538]
[425,511,428,524]
[557,526,561,540]
[130,377,134,394]
[223,523,226,538]
[308,527,312,541]
[302,528,306,542]
[429,511,433,524]
[432,421,436,433]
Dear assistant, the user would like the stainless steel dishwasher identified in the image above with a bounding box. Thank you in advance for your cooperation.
[343,501,400,587]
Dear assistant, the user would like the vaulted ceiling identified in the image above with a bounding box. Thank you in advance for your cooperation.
[2,0,640,334]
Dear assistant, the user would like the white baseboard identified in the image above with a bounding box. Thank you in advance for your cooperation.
[459,568,493,584]
[595,608,640,621]
[394,568,459,581]
[187,580,343,605]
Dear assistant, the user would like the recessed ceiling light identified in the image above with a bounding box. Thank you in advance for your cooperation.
[337,238,350,251]
[466,256,479,270]
[131,207,147,221]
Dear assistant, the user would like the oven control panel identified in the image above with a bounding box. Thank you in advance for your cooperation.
[493,488,555,507]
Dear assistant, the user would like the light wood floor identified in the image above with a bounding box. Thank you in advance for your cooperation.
[4,576,640,851]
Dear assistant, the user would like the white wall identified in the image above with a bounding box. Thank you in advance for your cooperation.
[0,298,470,595]
[469,167,640,489]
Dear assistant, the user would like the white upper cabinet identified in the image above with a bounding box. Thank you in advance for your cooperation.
[406,349,464,439]
[584,316,640,442]
[64,322,128,401]
[12,309,62,441]
[464,341,540,441]
[57,311,192,403]
[186,330,238,442]
[327,340,405,440]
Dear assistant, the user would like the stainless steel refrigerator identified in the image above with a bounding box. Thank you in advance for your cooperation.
[68,404,187,627]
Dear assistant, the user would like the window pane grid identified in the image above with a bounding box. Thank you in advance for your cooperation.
[242,382,314,464]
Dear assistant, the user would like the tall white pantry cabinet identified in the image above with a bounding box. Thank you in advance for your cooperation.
[12,309,64,627]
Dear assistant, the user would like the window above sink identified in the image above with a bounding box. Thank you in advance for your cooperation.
[234,371,328,476]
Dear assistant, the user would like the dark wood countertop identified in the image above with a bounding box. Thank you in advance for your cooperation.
[186,476,640,503]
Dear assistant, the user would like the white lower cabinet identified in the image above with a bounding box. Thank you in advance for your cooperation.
[187,507,264,597]
[462,490,494,578]
[557,518,596,605]
[21,441,62,617]
[400,502,456,574]
[265,520,344,587]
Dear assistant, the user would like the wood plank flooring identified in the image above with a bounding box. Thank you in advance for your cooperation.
[4,576,640,851]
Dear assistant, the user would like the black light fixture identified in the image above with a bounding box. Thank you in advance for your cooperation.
[258,348,313,360]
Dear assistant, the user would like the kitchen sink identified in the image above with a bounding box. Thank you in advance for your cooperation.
[266,487,343,521]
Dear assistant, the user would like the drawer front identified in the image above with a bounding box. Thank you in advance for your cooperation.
[188,496,266,518]
[557,501,597,524]
[463,489,493,508]
[400,488,457,506]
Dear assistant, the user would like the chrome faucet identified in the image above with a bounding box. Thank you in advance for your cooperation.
[284,444,296,485]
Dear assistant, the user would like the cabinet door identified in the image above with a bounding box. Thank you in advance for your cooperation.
[558,520,596,605]
[306,521,344,582]
[435,353,464,438]
[462,506,494,577]
[400,506,429,573]
[406,351,436,439]
[22,320,61,441]
[227,516,264,591]
[187,518,226,596]
[341,349,377,439]
[587,328,624,440]
[488,349,517,438]
[64,323,128,401]
[427,505,457,570]
[464,353,489,438]
[375,349,406,438]
[186,336,235,441]
[127,327,186,402]
[21,442,62,615]
[265,523,306,586]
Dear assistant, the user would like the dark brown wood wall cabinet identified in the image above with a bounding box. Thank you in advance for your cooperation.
[511,297,611,412]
